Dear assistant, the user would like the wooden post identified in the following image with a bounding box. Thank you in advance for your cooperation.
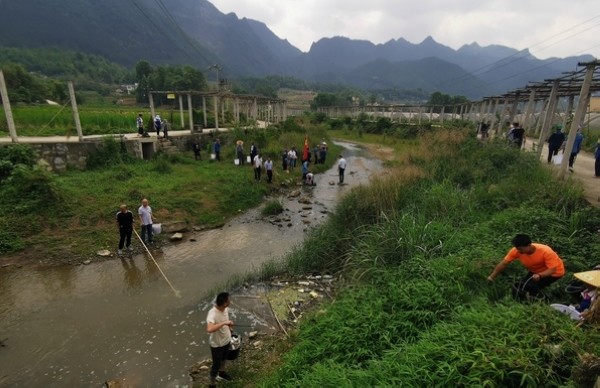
[0,70,18,142]
[559,62,596,178]
[537,80,560,159]
[68,81,83,141]
[178,94,185,129]
[187,94,193,133]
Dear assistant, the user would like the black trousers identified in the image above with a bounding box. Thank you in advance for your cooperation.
[596,158,600,177]
[267,170,273,183]
[520,272,561,295]
[547,147,560,163]
[254,167,261,181]
[339,167,345,183]
[119,227,132,249]
[569,153,577,168]
[210,343,230,380]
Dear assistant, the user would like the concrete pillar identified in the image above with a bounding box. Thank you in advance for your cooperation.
[213,95,219,130]
[562,95,575,131]
[178,94,185,129]
[221,98,225,124]
[489,99,499,136]
[559,63,596,178]
[283,102,288,121]
[522,90,536,131]
[508,93,520,126]
[534,99,548,135]
[0,70,18,142]
[429,106,433,122]
[253,99,258,120]
[67,81,83,141]
[149,93,156,120]
[440,106,445,126]
[187,94,194,133]
[202,96,207,128]
[235,98,240,123]
[537,80,560,159]
[495,100,506,135]
[478,101,486,124]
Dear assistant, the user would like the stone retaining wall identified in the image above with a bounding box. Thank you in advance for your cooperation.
[3,133,218,172]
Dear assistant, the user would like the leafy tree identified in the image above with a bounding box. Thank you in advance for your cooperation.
[426,92,470,113]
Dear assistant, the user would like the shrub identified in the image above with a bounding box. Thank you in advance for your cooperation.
[86,136,131,169]
[261,199,284,216]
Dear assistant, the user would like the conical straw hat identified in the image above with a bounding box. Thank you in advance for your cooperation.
[574,270,600,288]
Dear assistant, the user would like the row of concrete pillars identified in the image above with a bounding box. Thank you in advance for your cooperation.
[0,71,290,143]
[148,92,288,132]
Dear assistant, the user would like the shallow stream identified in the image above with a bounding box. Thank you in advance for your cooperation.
[0,142,382,386]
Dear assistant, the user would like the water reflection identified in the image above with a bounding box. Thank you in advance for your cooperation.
[0,141,383,386]
[121,258,142,290]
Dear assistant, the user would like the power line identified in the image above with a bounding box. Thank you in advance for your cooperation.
[436,15,600,89]
[151,0,213,65]
[128,0,196,63]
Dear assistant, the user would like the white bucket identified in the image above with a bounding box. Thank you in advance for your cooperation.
[152,223,162,235]
[552,154,563,165]
[246,156,251,163]
[210,153,216,160]
[234,159,240,165]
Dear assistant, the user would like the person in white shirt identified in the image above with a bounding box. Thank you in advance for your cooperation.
[264,157,273,183]
[206,292,234,385]
[253,153,263,181]
[138,198,154,244]
[338,154,347,184]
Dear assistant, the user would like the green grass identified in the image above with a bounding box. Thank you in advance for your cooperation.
[261,199,284,216]
[0,104,192,136]
[0,117,343,259]
[242,127,600,386]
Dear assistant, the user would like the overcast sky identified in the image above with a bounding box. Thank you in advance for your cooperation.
[211,0,600,59]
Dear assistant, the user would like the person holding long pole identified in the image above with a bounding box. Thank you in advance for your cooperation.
[138,198,155,244]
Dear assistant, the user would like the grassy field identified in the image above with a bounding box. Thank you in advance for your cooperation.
[0,117,342,262]
[0,104,193,137]
[230,127,600,386]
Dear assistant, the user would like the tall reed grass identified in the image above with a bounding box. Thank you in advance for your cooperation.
[256,127,600,386]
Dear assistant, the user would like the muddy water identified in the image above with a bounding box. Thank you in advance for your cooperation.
[0,142,382,387]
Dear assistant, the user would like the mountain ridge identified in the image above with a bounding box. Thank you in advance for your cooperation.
[0,0,595,99]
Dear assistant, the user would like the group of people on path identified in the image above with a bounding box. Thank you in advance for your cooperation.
[496,121,593,174]
[545,125,586,172]
[136,113,169,139]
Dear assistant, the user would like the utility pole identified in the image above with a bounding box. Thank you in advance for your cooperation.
[207,64,222,92]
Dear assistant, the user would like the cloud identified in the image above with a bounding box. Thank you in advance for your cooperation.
[211,0,600,58]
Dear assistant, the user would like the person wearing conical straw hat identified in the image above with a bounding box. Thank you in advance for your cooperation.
[573,270,599,312]
[550,270,598,320]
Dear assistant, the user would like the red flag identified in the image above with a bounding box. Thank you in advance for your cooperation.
[303,136,309,162]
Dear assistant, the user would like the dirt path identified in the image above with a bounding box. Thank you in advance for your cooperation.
[524,137,599,206]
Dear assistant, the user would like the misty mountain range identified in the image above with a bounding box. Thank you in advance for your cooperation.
[0,0,594,99]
